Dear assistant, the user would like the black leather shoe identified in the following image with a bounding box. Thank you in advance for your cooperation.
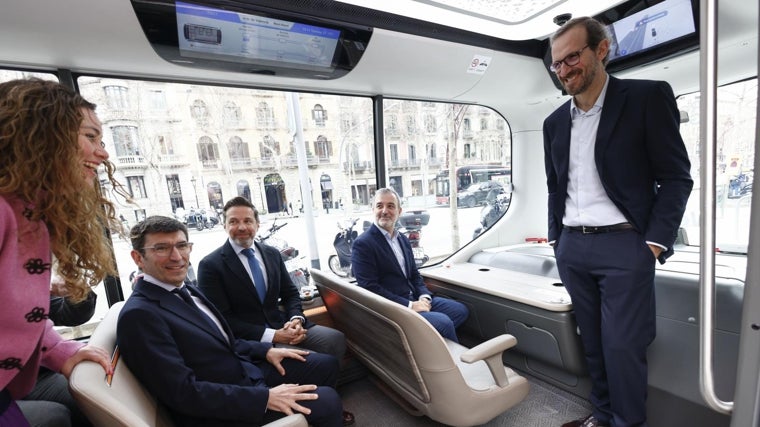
[561,414,608,427]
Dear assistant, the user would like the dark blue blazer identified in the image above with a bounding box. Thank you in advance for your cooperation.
[351,224,429,305]
[543,76,693,262]
[197,240,308,341]
[117,279,273,427]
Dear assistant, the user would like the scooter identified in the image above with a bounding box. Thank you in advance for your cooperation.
[184,208,219,231]
[472,192,510,239]
[398,210,430,267]
[328,218,359,278]
[256,218,311,292]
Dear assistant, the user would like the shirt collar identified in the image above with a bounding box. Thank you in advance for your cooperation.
[142,273,183,292]
[374,222,397,240]
[229,238,253,255]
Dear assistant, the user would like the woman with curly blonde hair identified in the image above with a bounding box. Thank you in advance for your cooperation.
[0,78,123,425]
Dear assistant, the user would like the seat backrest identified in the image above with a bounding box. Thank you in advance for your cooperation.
[69,301,174,427]
[312,268,529,426]
[69,302,309,427]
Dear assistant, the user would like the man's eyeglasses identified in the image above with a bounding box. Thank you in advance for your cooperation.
[140,242,194,257]
[549,45,589,73]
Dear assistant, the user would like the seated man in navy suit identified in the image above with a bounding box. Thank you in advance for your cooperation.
[351,188,469,342]
[117,216,343,427]
[197,196,346,362]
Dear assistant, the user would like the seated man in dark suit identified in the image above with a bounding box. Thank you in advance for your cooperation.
[117,216,343,427]
[351,188,469,342]
[198,197,346,362]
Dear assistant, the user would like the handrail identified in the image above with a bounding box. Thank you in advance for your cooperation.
[698,0,733,414]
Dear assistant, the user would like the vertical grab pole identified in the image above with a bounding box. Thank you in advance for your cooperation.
[698,0,733,414]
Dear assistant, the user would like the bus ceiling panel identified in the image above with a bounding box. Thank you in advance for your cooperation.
[456,51,562,116]
[335,0,628,41]
[334,28,497,101]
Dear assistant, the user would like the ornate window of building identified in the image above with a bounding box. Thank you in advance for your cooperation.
[406,115,417,135]
[190,99,210,128]
[480,117,488,130]
[147,89,166,110]
[260,135,279,159]
[127,176,147,199]
[223,101,242,128]
[256,102,275,128]
[387,115,398,137]
[197,136,220,168]
[111,126,141,157]
[104,85,129,109]
[314,135,331,160]
[228,136,250,166]
[425,114,436,133]
[312,104,327,127]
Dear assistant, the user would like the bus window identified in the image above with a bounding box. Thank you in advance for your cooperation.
[677,78,755,252]
[383,101,511,261]
[74,76,375,321]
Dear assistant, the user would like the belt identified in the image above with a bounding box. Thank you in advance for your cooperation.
[564,222,634,234]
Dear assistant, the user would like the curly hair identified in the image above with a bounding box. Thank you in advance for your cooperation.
[0,78,124,302]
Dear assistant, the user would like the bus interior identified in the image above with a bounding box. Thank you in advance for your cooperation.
[1,0,758,425]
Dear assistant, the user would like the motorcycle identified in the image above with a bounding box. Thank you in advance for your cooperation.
[256,218,312,296]
[183,208,219,231]
[472,191,510,239]
[398,210,430,267]
[328,218,359,278]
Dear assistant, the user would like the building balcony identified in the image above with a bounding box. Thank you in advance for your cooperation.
[158,154,189,169]
[342,160,375,172]
[230,158,252,170]
[116,155,147,170]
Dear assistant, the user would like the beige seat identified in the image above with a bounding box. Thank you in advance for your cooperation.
[311,269,530,427]
[69,301,307,427]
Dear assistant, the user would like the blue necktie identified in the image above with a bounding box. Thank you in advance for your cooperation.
[242,248,267,303]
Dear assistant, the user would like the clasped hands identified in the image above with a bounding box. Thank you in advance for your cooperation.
[273,318,307,345]
[411,296,432,313]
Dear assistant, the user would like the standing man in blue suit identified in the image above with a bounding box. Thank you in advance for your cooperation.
[352,188,469,342]
[117,216,343,427]
[543,17,693,427]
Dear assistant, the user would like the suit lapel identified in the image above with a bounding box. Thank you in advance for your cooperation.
[221,241,261,304]
[370,225,408,277]
[595,76,626,177]
[135,279,233,347]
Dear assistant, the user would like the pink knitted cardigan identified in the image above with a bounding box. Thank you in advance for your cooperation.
[0,194,83,399]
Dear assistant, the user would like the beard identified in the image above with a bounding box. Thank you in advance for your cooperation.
[562,63,598,96]
[231,234,255,248]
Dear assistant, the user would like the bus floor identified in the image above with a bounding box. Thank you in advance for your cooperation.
[336,362,592,427]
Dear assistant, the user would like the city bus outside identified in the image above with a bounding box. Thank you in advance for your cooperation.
[435,164,511,205]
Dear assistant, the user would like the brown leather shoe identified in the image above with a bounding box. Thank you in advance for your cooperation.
[342,410,355,426]
[561,414,608,427]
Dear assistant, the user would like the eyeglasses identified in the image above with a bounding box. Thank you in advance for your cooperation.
[549,45,589,73]
[140,242,193,257]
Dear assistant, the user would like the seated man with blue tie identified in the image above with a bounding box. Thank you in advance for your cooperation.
[117,216,344,427]
[351,187,469,342]
[197,197,346,361]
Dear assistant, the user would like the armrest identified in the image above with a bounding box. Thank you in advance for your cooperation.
[460,334,517,387]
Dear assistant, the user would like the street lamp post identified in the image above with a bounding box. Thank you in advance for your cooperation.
[190,176,200,208]
[256,175,265,211]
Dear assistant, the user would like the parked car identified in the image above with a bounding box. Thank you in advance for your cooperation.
[457,181,503,208]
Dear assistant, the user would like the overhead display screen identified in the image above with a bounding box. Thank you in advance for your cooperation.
[606,0,695,62]
[176,1,342,71]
